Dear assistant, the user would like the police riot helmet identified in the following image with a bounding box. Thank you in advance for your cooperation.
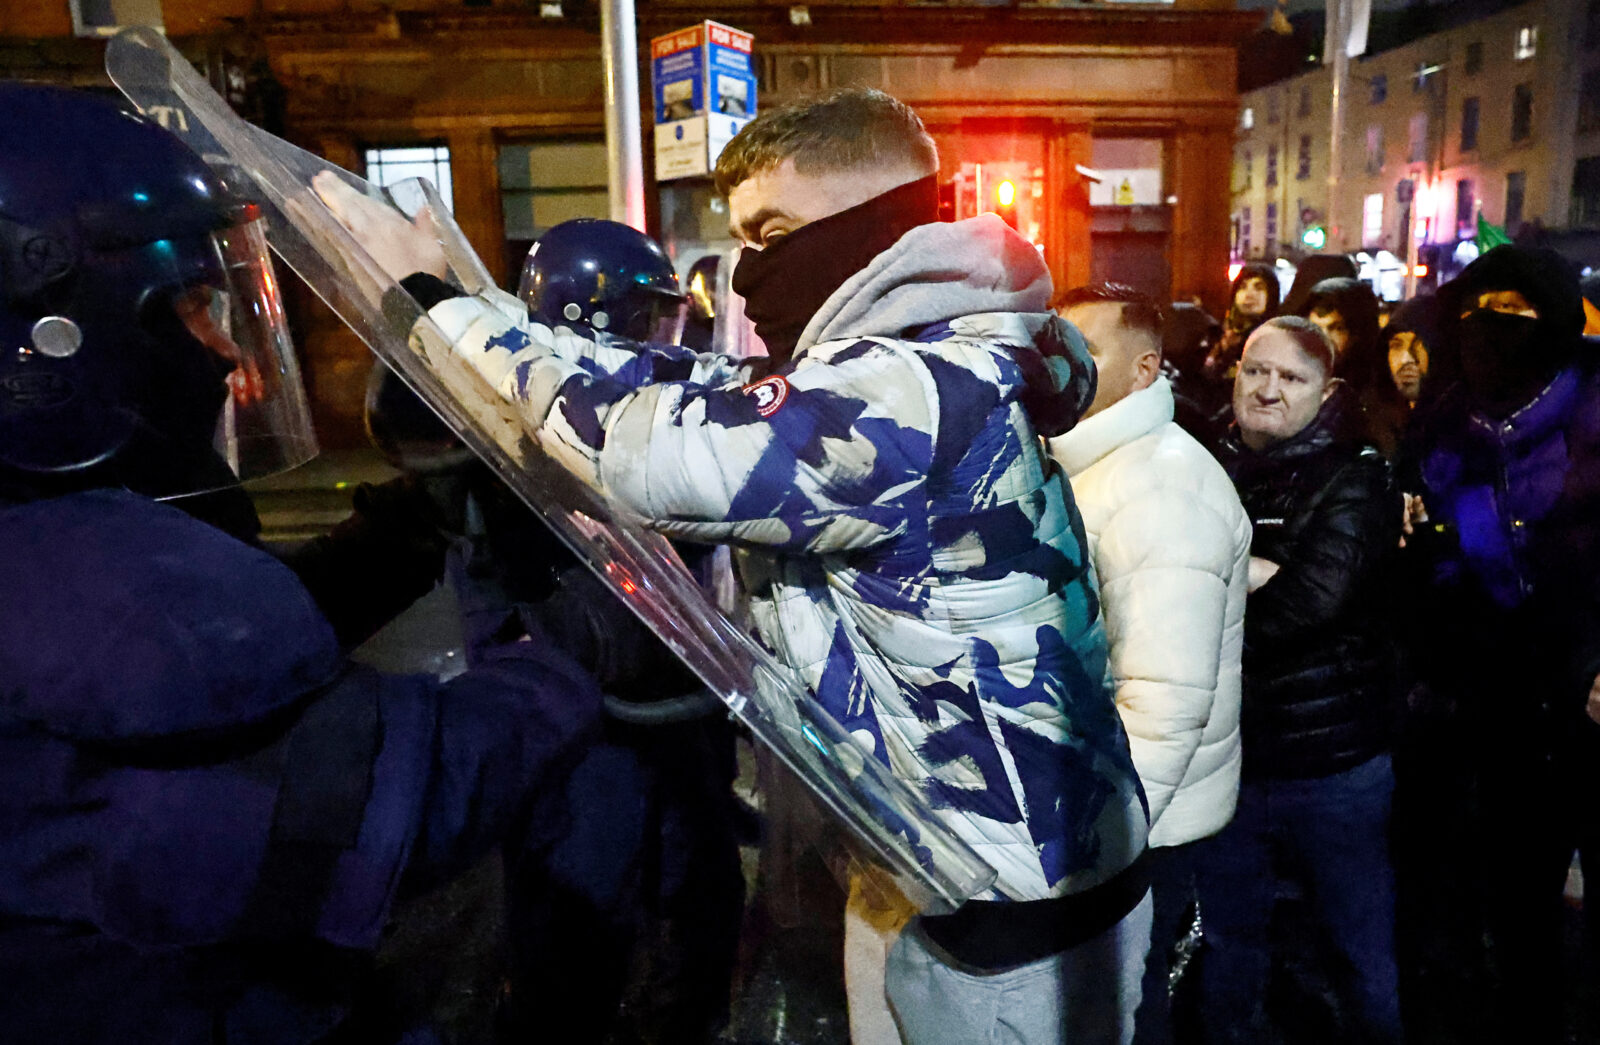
[517,218,687,344]
[0,84,315,501]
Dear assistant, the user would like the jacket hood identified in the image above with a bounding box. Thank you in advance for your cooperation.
[796,213,1091,438]
[1582,272,1600,312]
[0,489,341,745]
[1386,293,1441,349]
[1282,254,1359,317]
[1232,262,1281,304]
[1227,262,1281,331]
[1303,277,1390,395]
[1441,245,1585,342]
[799,213,1053,352]
[1165,302,1220,372]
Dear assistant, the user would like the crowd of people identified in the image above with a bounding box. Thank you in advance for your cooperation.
[5,76,1600,1045]
[1140,242,1600,1045]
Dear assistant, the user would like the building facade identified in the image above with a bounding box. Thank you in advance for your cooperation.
[3,0,1255,445]
[1233,0,1599,293]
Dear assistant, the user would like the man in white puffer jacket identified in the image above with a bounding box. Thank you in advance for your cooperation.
[1046,284,1250,1045]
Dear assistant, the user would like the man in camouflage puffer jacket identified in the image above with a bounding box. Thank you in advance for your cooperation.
[327,87,1150,1045]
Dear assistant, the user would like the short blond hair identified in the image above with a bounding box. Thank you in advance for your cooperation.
[1246,315,1338,376]
[713,87,938,198]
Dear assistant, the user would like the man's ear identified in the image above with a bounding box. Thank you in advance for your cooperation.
[1321,376,1343,404]
[1134,350,1162,391]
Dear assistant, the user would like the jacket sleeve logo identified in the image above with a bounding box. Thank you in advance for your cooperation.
[742,375,790,417]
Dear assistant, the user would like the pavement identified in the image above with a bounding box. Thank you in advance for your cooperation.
[244,447,399,543]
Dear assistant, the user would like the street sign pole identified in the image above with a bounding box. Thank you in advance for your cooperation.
[1327,0,1349,250]
[601,0,647,231]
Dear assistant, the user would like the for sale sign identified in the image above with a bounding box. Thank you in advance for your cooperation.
[650,21,757,181]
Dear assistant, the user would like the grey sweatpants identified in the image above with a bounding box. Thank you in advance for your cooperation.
[882,891,1153,1045]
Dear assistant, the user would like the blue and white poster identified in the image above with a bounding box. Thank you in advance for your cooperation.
[651,21,756,181]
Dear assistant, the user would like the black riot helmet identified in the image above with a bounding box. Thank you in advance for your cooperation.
[681,253,720,350]
[518,218,687,344]
[0,84,315,502]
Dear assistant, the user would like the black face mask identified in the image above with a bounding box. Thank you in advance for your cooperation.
[1457,309,1573,419]
[730,174,940,366]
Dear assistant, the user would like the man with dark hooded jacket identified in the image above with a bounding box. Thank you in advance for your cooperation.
[1301,277,1411,458]
[1197,317,1403,1045]
[322,87,1151,1045]
[1406,244,1600,1044]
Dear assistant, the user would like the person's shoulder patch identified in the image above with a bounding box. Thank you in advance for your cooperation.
[742,375,790,418]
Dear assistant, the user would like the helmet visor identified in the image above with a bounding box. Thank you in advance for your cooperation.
[643,291,689,347]
[165,215,317,494]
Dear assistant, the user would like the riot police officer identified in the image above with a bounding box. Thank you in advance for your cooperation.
[0,83,604,1045]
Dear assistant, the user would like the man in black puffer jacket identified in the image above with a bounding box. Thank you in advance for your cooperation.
[1194,317,1404,1045]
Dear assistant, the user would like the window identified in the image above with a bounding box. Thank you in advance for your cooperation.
[1408,112,1429,163]
[1512,84,1534,143]
[1241,106,1255,131]
[1266,144,1279,188]
[1456,178,1476,236]
[1267,92,1281,125]
[1573,156,1600,227]
[363,145,454,210]
[1461,97,1480,152]
[1298,134,1313,180]
[1581,70,1600,134]
[1413,61,1438,93]
[1242,148,1253,190]
[69,0,163,37]
[1515,25,1538,61]
[1363,192,1385,245]
[499,139,609,267]
[1298,85,1312,118]
[1464,41,1483,75]
[1365,124,1385,174]
[1505,171,1527,230]
[1370,74,1388,105]
[1241,206,1253,252]
[1266,202,1279,247]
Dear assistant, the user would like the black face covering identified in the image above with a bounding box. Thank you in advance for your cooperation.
[730,174,940,365]
[1457,309,1574,419]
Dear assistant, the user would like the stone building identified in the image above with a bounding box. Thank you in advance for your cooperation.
[1233,0,1599,294]
[3,0,1256,444]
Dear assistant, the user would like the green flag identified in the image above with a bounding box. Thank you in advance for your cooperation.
[1476,214,1512,251]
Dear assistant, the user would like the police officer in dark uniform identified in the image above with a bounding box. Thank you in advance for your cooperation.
[0,84,606,1045]
[291,220,746,1043]
[512,221,745,1045]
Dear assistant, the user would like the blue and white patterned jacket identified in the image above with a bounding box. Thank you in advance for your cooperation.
[425,215,1148,900]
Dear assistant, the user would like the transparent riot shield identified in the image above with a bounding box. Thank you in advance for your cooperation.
[106,27,996,914]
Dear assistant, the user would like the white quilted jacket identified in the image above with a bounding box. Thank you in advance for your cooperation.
[1048,378,1249,848]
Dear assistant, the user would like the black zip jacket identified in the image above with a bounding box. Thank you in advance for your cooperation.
[1219,410,1403,779]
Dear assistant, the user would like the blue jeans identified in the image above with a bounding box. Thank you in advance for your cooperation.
[1131,841,1200,1045]
[1192,754,1401,1045]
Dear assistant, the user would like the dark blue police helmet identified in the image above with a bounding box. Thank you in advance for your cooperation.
[0,83,314,497]
[518,218,687,344]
